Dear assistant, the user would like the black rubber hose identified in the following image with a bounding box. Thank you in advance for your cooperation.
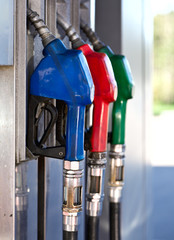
[86,216,99,240]
[110,202,121,240]
[63,231,78,240]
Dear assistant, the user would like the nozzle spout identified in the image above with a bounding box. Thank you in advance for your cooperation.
[80,19,105,51]
[27,8,56,47]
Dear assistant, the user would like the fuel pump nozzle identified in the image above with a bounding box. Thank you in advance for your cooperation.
[27,9,94,239]
[80,21,134,240]
[57,14,117,240]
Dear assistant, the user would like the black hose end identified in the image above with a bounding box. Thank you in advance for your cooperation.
[63,230,78,240]
[110,202,121,240]
[86,215,100,240]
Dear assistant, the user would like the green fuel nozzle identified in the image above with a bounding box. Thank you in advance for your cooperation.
[103,47,134,145]
[80,20,134,145]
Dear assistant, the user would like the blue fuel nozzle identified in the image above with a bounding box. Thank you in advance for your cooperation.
[30,38,94,161]
[27,9,94,161]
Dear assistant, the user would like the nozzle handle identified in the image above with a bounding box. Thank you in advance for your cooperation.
[91,98,109,152]
[65,104,85,160]
[112,99,127,145]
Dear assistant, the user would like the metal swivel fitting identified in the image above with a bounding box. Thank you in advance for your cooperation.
[57,13,84,49]
[108,144,125,203]
[27,8,56,47]
[86,152,107,217]
[63,160,84,232]
[80,19,105,51]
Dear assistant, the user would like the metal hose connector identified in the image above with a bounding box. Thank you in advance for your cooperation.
[27,8,56,47]
[86,152,107,217]
[108,144,125,203]
[63,160,84,232]
[57,13,84,49]
[80,19,105,51]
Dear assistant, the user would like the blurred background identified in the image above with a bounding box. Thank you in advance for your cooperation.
[151,1,174,239]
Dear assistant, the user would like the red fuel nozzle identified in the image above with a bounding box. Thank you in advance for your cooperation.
[77,44,117,152]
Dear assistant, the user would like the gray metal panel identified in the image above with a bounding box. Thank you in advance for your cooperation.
[95,0,121,54]
[121,1,146,239]
[71,0,80,33]
[122,0,152,238]
[46,159,63,239]
[26,160,38,239]
[0,0,13,65]
[15,160,38,240]
[142,0,153,239]
[0,67,15,239]
[15,0,27,163]
[46,0,57,34]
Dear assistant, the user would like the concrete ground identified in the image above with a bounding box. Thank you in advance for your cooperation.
[152,111,174,240]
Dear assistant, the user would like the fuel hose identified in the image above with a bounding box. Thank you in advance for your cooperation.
[63,231,78,240]
[86,216,99,240]
[110,202,121,240]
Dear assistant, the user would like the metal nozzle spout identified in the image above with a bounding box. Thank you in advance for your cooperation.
[80,19,105,51]
[27,8,56,47]
[57,13,84,49]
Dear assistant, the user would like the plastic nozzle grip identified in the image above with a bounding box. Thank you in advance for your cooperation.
[112,100,127,145]
[66,104,85,160]
[30,39,94,160]
[98,46,134,145]
[91,97,109,152]
[77,44,117,152]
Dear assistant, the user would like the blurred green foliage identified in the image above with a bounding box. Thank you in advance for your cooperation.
[153,103,174,115]
[153,12,174,105]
